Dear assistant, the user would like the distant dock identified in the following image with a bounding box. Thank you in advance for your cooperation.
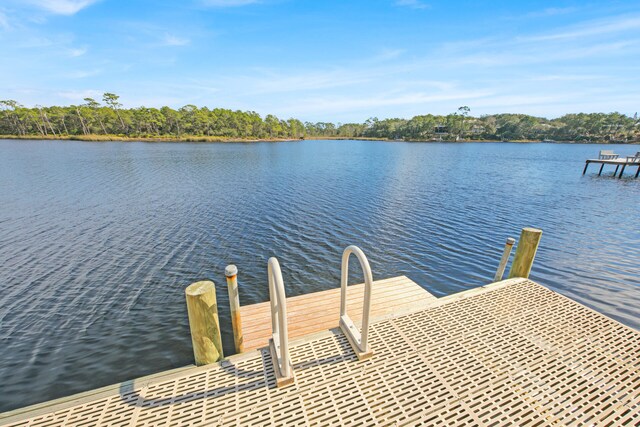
[583,150,640,178]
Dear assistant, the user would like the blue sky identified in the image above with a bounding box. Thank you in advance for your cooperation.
[1,0,639,122]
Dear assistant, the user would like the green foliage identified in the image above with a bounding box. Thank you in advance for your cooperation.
[0,93,308,140]
[0,98,637,142]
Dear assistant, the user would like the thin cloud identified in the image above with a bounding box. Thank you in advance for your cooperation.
[57,89,102,102]
[280,90,492,116]
[523,15,640,41]
[68,46,87,57]
[200,0,259,7]
[527,7,577,18]
[23,0,99,15]
[0,10,10,30]
[394,0,430,10]
[162,34,190,46]
[529,74,605,82]
[371,48,406,62]
[66,69,101,79]
[231,68,373,95]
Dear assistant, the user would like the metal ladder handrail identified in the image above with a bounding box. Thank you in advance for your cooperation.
[339,245,374,359]
[267,257,293,383]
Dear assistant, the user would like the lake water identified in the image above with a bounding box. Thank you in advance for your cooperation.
[0,139,638,412]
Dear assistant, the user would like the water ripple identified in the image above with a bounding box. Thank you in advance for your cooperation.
[0,139,638,412]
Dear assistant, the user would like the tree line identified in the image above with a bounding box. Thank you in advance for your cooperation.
[1,96,638,142]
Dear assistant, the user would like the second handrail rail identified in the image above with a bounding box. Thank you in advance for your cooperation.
[339,245,374,360]
[268,257,294,386]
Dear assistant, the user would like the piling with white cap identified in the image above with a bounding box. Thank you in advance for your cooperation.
[225,264,244,353]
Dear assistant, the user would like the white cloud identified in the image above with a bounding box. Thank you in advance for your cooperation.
[24,0,99,15]
[66,69,101,78]
[162,34,190,46]
[523,15,640,42]
[279,90,492,116]
[57,89,102,102]
[529,74,605,82]
[371,48,405,62]
[68,46,87,56]
[394,0,429,10]
[229,68,373,95]
[0,10,10,30]
[200,0,259,7]
[529,7,577,18]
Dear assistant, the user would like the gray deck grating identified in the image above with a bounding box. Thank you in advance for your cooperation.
[2,278,639,426]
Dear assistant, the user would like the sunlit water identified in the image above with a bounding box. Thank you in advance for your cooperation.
[0,139,638,411]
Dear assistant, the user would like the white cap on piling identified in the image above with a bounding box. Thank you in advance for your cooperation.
[506,237,516,245]
[225,264,238,277]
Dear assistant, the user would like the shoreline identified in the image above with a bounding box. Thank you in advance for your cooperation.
[0,134,638,144]
[0,134,299,143]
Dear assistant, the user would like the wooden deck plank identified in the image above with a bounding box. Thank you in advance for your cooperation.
[238,275,435,351]
[240,281,428,323]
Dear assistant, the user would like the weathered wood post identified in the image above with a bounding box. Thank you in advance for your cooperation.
[508,228,542,279]
[225,264,244,353]
[185,280,223,365]
[618,164,626,178]
[494,237,515,282]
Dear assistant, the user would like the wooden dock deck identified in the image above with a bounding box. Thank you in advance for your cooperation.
[239,275,436,351]
[583,157,640,178]
[2,278,638,426]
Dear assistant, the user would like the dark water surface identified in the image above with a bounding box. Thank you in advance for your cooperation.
[0,139,638,411]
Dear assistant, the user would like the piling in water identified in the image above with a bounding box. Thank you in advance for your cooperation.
[225,264,244,353]
[508,228,542,279]
[185,280,223,365]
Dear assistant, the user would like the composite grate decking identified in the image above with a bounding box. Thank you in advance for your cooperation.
[2,278,639,426]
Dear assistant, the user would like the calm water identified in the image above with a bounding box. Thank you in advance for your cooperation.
[0,139,638,411]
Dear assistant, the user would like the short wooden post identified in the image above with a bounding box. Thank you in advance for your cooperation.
[185,280,223,365]
[225,265,244,353]
[494,237,515,282]
[508,228,542,279]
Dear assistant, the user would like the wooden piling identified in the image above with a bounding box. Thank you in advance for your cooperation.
[598,163,605,176]
[613,165,620,176]
[635,165,640,178]
[618,165,626,178]
[494,237,515,282]
[508,228,542,279]
[582,161,589,175]
[185,280,223,365]
[225,265,244,353]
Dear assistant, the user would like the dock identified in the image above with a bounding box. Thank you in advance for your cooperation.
[239,275,436,351]
[2,277,638,426]
[583,157,640,178]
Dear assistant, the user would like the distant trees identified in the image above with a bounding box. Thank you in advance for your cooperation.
[0,98,638,142]
[355,107,638,142]
[0,93,312,140]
